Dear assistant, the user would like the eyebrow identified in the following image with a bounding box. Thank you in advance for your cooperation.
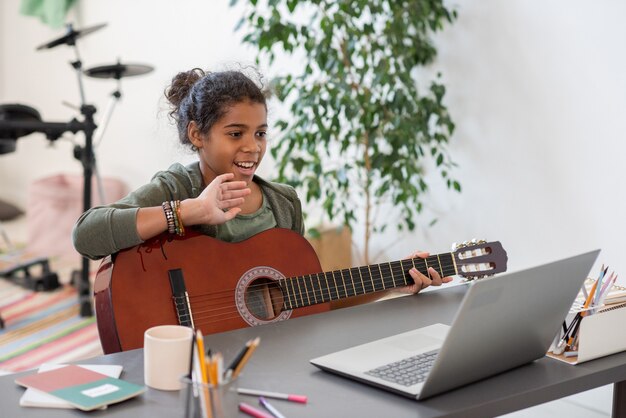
[223,123,268,129]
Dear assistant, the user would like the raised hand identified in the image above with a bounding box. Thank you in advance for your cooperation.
[189,173,251,225]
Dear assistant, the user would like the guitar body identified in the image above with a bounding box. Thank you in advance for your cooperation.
[94,228,331,353]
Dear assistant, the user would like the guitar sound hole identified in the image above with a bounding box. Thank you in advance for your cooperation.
[244,278,284,320]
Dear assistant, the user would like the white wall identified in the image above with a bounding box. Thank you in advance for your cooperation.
[1,0,624,281]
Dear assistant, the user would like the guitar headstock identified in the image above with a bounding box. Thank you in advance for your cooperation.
[452,239,508,281]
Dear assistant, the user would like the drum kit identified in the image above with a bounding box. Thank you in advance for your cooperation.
[0,23,154,316]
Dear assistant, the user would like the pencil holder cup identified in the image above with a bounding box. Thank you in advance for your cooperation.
[180,376,237,418]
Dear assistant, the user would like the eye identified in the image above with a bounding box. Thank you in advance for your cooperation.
[256,130,267,139]
[228,131,243,138]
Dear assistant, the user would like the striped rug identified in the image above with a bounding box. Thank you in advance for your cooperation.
[0,280,103,374]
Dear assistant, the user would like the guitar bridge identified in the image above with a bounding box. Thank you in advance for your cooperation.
[168,269,195,328]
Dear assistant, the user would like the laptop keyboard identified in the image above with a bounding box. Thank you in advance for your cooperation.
[365,349,439,387]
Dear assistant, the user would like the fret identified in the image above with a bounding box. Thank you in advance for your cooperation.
[318,273,330,302]
[280,279,293,310]
[366,265,375,292]
[379,263,393,289]
[350,267,364,295]
[340,269,356,297]
[423,257,431,278]
[347,269,357,296]
[390,261,408,286]
[388,262,397,287]
[370,264,385,292]
[331,270,344,299]
[295,276,305,307]
[439,253,457,277]
[340,270,351,298]
[413,257,428,276]
[309,274,320,305]
[360,266,374,293]
[436,254,444,277]
[335,270,346,298]
[449,252,459,276]
[315,273,326,302]
[289,278,298,308]
[357,266,366,294]
[377,264,386,289]
[326,272,338,300]
[302,275,311,306]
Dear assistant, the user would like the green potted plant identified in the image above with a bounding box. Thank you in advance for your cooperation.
[231,0,460,264]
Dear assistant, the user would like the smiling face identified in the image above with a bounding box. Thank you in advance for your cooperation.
[189,100,268,185]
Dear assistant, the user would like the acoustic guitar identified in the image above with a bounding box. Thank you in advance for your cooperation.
[94,228,507,353]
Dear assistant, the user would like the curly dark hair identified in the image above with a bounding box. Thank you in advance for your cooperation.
[165,68,267,149]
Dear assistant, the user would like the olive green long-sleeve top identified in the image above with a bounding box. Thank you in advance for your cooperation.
[72,162,305,260]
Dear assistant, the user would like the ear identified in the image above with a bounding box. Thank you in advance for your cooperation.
[187,121,205,149]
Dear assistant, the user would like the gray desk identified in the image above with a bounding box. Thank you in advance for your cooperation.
[2,284,626,417]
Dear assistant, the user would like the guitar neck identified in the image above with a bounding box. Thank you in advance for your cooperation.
[279,252,457,310]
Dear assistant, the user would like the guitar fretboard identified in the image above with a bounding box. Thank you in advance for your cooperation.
[279,253,457,309]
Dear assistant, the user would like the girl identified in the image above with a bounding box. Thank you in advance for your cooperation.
[72,68,451,307]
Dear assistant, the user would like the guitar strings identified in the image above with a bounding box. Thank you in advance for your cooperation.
[185,259,465,324]
[187,268,476,326]
[186,257,460,304]
[187,262,459,308]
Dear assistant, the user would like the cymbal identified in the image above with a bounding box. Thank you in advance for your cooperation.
[36,23,107,51]
[84,63,154,79]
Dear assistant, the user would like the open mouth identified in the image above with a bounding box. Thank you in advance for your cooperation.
[234,161,256,169]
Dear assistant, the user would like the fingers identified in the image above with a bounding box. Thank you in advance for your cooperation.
[218,197,246,210]
[207,176,251,212]
[407,267,454,292]
[221,207,242,222]
[428,267,443,286]
[213,172,235,183]
[409,268,431,291]
[220,187,251,201]
[407,250,429,259]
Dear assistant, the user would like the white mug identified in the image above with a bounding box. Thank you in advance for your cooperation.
[144,325,193,390]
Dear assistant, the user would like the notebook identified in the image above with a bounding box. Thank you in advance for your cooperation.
[15,364,145,411]
[310,250,599,400]
[20,364,123,409]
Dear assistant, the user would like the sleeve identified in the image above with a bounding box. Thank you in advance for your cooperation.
[294,194,305,236]
[72,174,176,260]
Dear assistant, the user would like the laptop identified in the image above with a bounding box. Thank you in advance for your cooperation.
[310,250,599,400]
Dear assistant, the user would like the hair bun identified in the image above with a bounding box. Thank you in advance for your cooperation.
[165,68,206,109]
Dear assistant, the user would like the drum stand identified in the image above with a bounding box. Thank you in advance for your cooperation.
[64,39,100,316]
[90,81,123,204]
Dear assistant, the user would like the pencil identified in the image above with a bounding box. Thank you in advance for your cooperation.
[196,330,209,384]
[593,266,608,305]
[195,329,213,418]
[227,339,253,373]
[232,337,260,379]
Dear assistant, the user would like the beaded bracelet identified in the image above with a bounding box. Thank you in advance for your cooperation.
[162,201,176,235]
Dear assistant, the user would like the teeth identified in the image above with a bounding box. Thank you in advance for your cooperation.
[235,162,255,169]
